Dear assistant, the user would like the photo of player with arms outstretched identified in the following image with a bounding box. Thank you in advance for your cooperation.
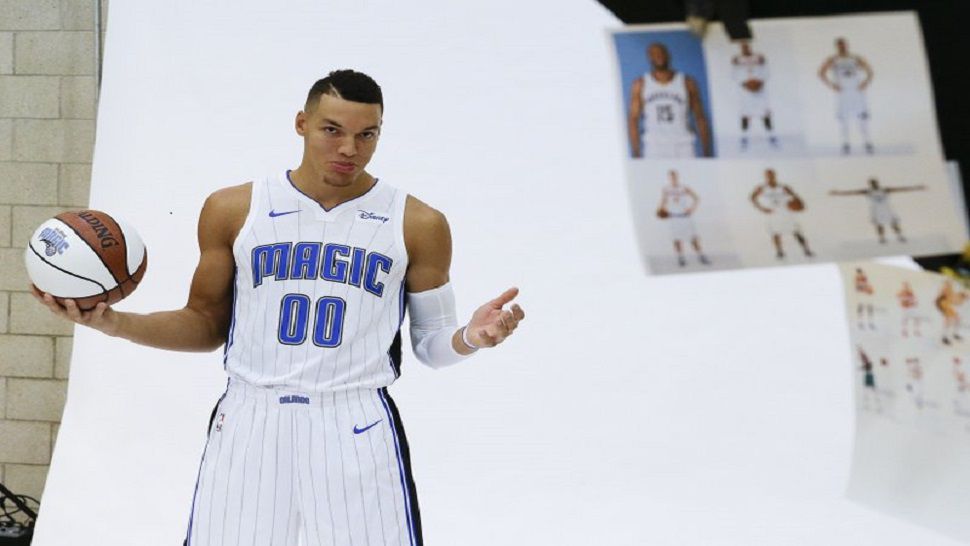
[819,37,874,155]
[750,168,814,260]
[656,169,710,267]
[829,178,926,244]
[628,42,712,158]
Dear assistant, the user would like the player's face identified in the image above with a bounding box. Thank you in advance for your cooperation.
[765,169,777,186]
[296,94,382,187]
[668,171,679,187]
[836,39,848,55]
[740,42,751,56]
[868,179,879,190]
[648,44,669,69]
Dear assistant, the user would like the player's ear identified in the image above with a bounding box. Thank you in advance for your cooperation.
[295,111,307,136]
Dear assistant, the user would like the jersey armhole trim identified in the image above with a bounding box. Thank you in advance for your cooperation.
[231,179,261,255]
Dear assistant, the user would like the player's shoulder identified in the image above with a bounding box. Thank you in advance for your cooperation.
[404,194,448,231]
[205,182,252,210]
[200,182,253,238]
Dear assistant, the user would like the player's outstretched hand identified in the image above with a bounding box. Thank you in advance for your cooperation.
[465,287,525,349]
[30,285,117,334]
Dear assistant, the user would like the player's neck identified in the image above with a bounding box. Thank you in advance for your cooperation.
[651,68,675,82]
[289,165,376,210]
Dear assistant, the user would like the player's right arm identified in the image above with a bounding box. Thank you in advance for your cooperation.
[818,56,838,90]
[829,188,867,196]
[628,77,644,158]
[750,186,769,213]
[33,184,250,352]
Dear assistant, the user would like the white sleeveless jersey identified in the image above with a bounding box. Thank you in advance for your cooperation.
[831,56,864,90]
[662,185,694,216]
[759,185,791,211]
[641,71,691,139]
[224,171,409,393]
[732,53,768,84]
[866,188,889,206]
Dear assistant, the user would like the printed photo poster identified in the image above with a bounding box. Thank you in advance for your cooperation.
[839,262,970,542]
[610,13,967,275]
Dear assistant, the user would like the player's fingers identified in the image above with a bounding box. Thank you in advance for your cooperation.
[62,299,83,322]
[40,292,69,317]
[511,304,525,321]
[500,310,519,332]
[90,302,108,322]
[478,329,499,348]
[488,287,519,308]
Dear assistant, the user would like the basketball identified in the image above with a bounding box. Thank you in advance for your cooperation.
[24,210,148,311]
[788,198,804,212]
[657,208,670,219]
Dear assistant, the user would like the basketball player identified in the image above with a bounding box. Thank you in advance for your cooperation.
[904,357,924,409]
[954,357,970,416]
[628,42,712,158]
[656,170,710,267]
[829,178,926,243]
[897,281,921,337]
[936,280,968,345]
[750,168,814,260]
[857,346,881,413]
[32,70,525,546]
[731,41,777,151]
[854,268,876,331]
[819,37,874,155]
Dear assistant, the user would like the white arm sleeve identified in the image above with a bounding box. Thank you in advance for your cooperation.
[407,282,473,368]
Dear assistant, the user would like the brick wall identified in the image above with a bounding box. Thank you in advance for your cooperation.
[0,0,106,508]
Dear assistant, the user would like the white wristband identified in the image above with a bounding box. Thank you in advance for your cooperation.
[460,325,480,351]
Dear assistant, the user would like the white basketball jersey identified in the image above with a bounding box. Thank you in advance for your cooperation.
[732,53,768,84]
[224,171,409,393]
[760,185,791,211]
[832,56,864,90]
[663,185,693,216]
[641,71,691,139]
[866,188,889,206]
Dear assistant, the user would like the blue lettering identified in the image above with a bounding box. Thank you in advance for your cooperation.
[322,244,351,283]
[252,243,292,287]
[364,253,392,297]
[278,293,310,344]
[290,242,322,280]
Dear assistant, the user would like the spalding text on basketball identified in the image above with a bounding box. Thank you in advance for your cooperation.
[77,211,120,248]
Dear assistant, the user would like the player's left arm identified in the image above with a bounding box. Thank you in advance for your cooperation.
[784,185,805,209]
[858,56,874,90]
[686,76,712,157]
[404,196,524,356]
[886,184,927,193]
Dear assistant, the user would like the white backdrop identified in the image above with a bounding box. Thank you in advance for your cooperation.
[33,1,965,544]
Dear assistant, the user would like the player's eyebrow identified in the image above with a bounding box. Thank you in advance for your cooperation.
[322,119,380,132]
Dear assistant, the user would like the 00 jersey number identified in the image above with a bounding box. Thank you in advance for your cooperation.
[277,294,346,347]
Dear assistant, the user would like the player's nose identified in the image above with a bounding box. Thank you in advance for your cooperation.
[338,136,357,157]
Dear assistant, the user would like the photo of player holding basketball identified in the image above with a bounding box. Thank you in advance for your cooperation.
[628,42,712,158]
[819,37,874,155]
[897,281,922,337]
[936,280,968,346]
[750,168,814,260]
[656,170,710,267]
[829,178,926,244]
[731,41,777,151]
[30,70,526,546]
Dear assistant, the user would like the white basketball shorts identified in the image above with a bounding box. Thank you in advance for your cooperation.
[765,210,799,234]
[739,90,770,118]
[644,135,697,159]
[666,214,697,241]
[837,90,868,121]
[184,379,422,546]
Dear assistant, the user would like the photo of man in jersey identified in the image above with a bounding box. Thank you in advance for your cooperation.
[897,281,922,337]
[628,42,712,159]
[953,357,970,417]
[857,346,882,413]
[731,41,777,152]
[656,169,710,267]
[854,267,876,331]
[829,178,926,244]
[819,37,874,155]
[936,280,968,346]
[750,168,814,260]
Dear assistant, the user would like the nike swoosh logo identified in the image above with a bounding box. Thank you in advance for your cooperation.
[353,420,382,434]
[269,209,299,218]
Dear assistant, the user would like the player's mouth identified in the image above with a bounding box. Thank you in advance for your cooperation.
[331,161,356,174]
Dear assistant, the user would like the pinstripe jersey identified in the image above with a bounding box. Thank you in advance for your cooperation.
[224,170,408,393]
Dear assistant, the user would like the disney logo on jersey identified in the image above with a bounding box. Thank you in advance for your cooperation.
[38,227,70,256]
[357,210,390,223]
[251,241,393,297]
[77,210,120,248]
